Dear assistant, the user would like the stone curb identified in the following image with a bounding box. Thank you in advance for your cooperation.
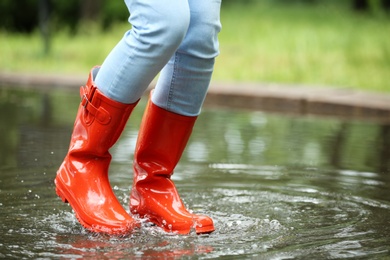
[205,83,390,123]
[1,71,389,123]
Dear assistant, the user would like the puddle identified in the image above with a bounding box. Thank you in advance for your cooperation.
[0,87,389,258]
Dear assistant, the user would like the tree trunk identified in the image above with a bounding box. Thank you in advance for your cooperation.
[38,0,51,55]
[382,0,390,10]
[81,0,102,21]
[353,0,369,11]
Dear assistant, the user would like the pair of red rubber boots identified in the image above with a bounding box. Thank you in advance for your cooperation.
[54,67,214,235]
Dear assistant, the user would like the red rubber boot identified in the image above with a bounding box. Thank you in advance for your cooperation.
[130,100,215,234]
[55,67,139,235]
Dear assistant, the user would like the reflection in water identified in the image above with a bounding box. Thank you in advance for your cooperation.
[0,87,389,258]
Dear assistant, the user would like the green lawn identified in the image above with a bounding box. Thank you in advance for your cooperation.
[1,2,389,92]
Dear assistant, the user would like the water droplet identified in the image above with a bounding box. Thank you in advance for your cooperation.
[270,219,282,230]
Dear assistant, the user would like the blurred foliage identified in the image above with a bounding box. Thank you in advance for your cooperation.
[0,0,389,33]
[0,0,39,32]
[0,0,128,33]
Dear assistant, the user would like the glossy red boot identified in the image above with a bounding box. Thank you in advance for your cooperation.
[55,67,139,235]
[130,100,215,234]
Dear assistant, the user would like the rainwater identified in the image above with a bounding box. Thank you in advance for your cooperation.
[0,87,389,259]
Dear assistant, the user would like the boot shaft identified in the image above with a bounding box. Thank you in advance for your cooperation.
[68,67,137,159]
[134,100,197,178]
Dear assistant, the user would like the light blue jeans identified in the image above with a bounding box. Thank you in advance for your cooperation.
[95,0,222,116]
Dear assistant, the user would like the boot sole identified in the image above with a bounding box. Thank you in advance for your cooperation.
[54,177,94,231]
[136,212,215,235]
[194,225,215,235]
[55,177,137,235]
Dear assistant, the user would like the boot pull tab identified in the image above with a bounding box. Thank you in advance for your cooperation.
[80,85,111,125]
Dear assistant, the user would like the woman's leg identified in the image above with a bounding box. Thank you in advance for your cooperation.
[129,0,222,234]
[55,0,192,235]
[152,0,222,116]
[95,0,191,104]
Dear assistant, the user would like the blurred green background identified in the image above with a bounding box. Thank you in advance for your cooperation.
[1,0,389,92]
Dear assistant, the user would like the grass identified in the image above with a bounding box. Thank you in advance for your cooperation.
[217,2,390,92]
[0,23,124,75]
[1,2,390,92]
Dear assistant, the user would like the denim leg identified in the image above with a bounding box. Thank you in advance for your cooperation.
[152,0,222,116]
[95,0,190,104]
